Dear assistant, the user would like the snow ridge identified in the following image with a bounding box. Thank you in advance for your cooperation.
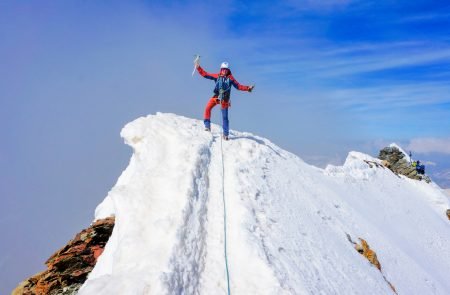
[80,113,450,295]
[164,144,211,294]
[219,136,231,295]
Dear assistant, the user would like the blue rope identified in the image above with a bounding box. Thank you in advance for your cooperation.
[220,135,231,295]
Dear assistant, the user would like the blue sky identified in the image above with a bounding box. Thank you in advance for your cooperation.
[1,0,450,293]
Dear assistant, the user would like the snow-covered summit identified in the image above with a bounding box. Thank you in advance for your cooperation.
[79,113,450,295]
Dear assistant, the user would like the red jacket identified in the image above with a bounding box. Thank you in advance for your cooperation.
[197,66,251,100]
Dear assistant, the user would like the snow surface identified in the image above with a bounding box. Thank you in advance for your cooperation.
[79,113,450,295]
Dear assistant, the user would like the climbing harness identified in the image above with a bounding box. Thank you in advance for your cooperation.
[216,76,231,100]
[220,134,231,295]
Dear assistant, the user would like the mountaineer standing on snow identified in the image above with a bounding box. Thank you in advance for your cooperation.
[194,58,254,140]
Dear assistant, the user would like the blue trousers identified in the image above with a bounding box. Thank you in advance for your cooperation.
[221,108,229,136]
[203,98,230,136]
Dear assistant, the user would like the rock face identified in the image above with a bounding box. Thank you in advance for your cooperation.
[378,146,430,183]
[346,234,397,295]
[13,217,115,295]
[446,209,450,220]
[354,238,381,271]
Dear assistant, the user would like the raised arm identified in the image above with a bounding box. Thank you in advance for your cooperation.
[197,65,218,81]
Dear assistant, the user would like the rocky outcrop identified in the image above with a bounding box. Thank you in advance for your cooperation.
[446,209,450,220]
[346,234,397,294]
[13,217,115,295]
[378,146,430,183]
[354,238,381,271]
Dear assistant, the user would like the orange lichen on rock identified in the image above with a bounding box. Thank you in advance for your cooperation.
[347,234,397,294]
[12,217,115,295]
[355,238,382,270]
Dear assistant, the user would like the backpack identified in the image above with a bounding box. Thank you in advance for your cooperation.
[215,75,231,100]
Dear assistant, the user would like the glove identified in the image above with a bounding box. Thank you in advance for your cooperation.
[248,85,255,92]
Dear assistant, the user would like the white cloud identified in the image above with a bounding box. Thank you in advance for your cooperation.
[406,138,450,154]
[431,169,450,189]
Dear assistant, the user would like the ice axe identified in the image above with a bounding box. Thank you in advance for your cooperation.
[192,54,200,76]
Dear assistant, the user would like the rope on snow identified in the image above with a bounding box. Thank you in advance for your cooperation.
[220,134,231,295]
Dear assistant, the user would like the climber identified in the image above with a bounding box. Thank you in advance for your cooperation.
[194,59,254,140]
[416,160,426,175]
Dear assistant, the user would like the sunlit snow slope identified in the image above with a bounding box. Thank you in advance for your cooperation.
[79,113,450,295]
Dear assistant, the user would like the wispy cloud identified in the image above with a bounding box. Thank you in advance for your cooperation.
[431,169,450,188]
[316,48,450,77]
[406,138,450,154]
[251,41,450,79]
[240,39,450,113]
[396,12,450,23]
[326,82,450,110]
[284,0,356,11]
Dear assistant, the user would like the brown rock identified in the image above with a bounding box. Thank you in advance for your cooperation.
[378,146,429,183]
[14,217,115,294]
[446,209,450,220]
[355,238,381,270]
[91,245,105,260]
[347,234,397,294]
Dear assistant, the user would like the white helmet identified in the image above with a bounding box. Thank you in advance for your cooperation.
[220,62,229,69]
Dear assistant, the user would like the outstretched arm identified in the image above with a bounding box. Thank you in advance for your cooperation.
[230,74,254,92]
[197,65,218,81]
